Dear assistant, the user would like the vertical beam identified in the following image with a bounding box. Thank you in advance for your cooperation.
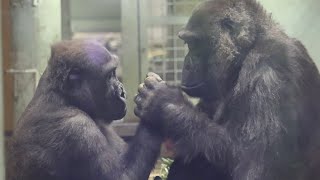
[121,0,140,122]
[10,0,37,127]
[138,0,149,81]
[36,0,62,73]
[61,0,72,40]
[2,0,14,134]
[10,0,61,125]
[0,1,6,179]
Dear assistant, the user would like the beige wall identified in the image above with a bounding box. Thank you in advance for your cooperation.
[259,0,320,67]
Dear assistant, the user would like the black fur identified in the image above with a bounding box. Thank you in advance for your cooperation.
[7,40,162,180]
[135,0,320,179]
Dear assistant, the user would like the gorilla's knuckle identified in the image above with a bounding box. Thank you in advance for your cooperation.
[145,76,155,83]
[144,78,158,89]
[147,72,155,77]
[147,72,162,82]
[134,95,144,105]
[134,107,141,117]
[138,83,149,96]
[138,83,144,89]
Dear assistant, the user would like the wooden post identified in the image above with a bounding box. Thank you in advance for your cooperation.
[2,0,14,135]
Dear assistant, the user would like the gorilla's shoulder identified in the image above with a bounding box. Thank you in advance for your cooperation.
[238,34,316,93]
[18,106,92,130]
[246,33,314,73]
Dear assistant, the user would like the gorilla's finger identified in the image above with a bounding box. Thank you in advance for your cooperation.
[138,83,148,95]
[144,76,159,89]
[134,94,144,106]
[147,72,162,82]
[134,107,143,117]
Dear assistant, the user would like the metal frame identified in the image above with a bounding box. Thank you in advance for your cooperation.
[0,1,6,178]
[139,0,201,85]
[119,0,202,132]
[121,0,140,122]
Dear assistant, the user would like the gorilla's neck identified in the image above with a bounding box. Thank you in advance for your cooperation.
[30,71,68,110]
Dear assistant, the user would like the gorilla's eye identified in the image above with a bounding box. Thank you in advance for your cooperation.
[221,18,235,30]
[67,68,82,89]
[68,68,81,81]
[106,69,116,80]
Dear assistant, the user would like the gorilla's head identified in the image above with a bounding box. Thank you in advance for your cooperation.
[179,0,259,99]
[48,40,126,121]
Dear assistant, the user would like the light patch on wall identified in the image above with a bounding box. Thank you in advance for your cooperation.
[258,0,320,67]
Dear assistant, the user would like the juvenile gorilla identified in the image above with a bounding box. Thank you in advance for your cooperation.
[7,40,162,180]
[135,0,320,179]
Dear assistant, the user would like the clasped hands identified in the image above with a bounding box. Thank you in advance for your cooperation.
[134,72,183,157]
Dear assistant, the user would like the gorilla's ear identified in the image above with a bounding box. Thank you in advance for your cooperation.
[67,68,82,90]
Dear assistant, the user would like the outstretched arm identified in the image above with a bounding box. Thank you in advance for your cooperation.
[119,123,162,180]
[65,116,162,180]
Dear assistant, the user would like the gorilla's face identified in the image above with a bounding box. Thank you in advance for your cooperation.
[64,41,126,121]
[178,0,255,99]
[95,58,127,120]
[102,64,127,120]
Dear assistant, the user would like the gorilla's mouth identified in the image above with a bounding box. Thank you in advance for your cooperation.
[181,82,205,90]
[181,82,206,97]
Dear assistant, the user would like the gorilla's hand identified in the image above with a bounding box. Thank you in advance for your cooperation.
[134,72,185,129]
[163,139,176,158]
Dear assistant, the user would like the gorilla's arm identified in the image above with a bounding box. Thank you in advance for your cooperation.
[65,115,161,180]
[134,77,232,166]
[161,98,232,164]
[120,124,162,180]
[135,72,284,171]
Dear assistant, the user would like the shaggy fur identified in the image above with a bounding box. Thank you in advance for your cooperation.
[135,0,320,179]
[7,40,162,180]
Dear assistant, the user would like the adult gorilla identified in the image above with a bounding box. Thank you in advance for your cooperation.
[7,40,162,180]
[134,0,320,179]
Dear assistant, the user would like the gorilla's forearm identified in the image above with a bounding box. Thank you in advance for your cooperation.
[67,118,161,180]
[119,123,162,180]
[164,100,232,165]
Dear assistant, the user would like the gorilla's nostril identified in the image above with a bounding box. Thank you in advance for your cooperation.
[120,91,126,98]
[120,87,126,98]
